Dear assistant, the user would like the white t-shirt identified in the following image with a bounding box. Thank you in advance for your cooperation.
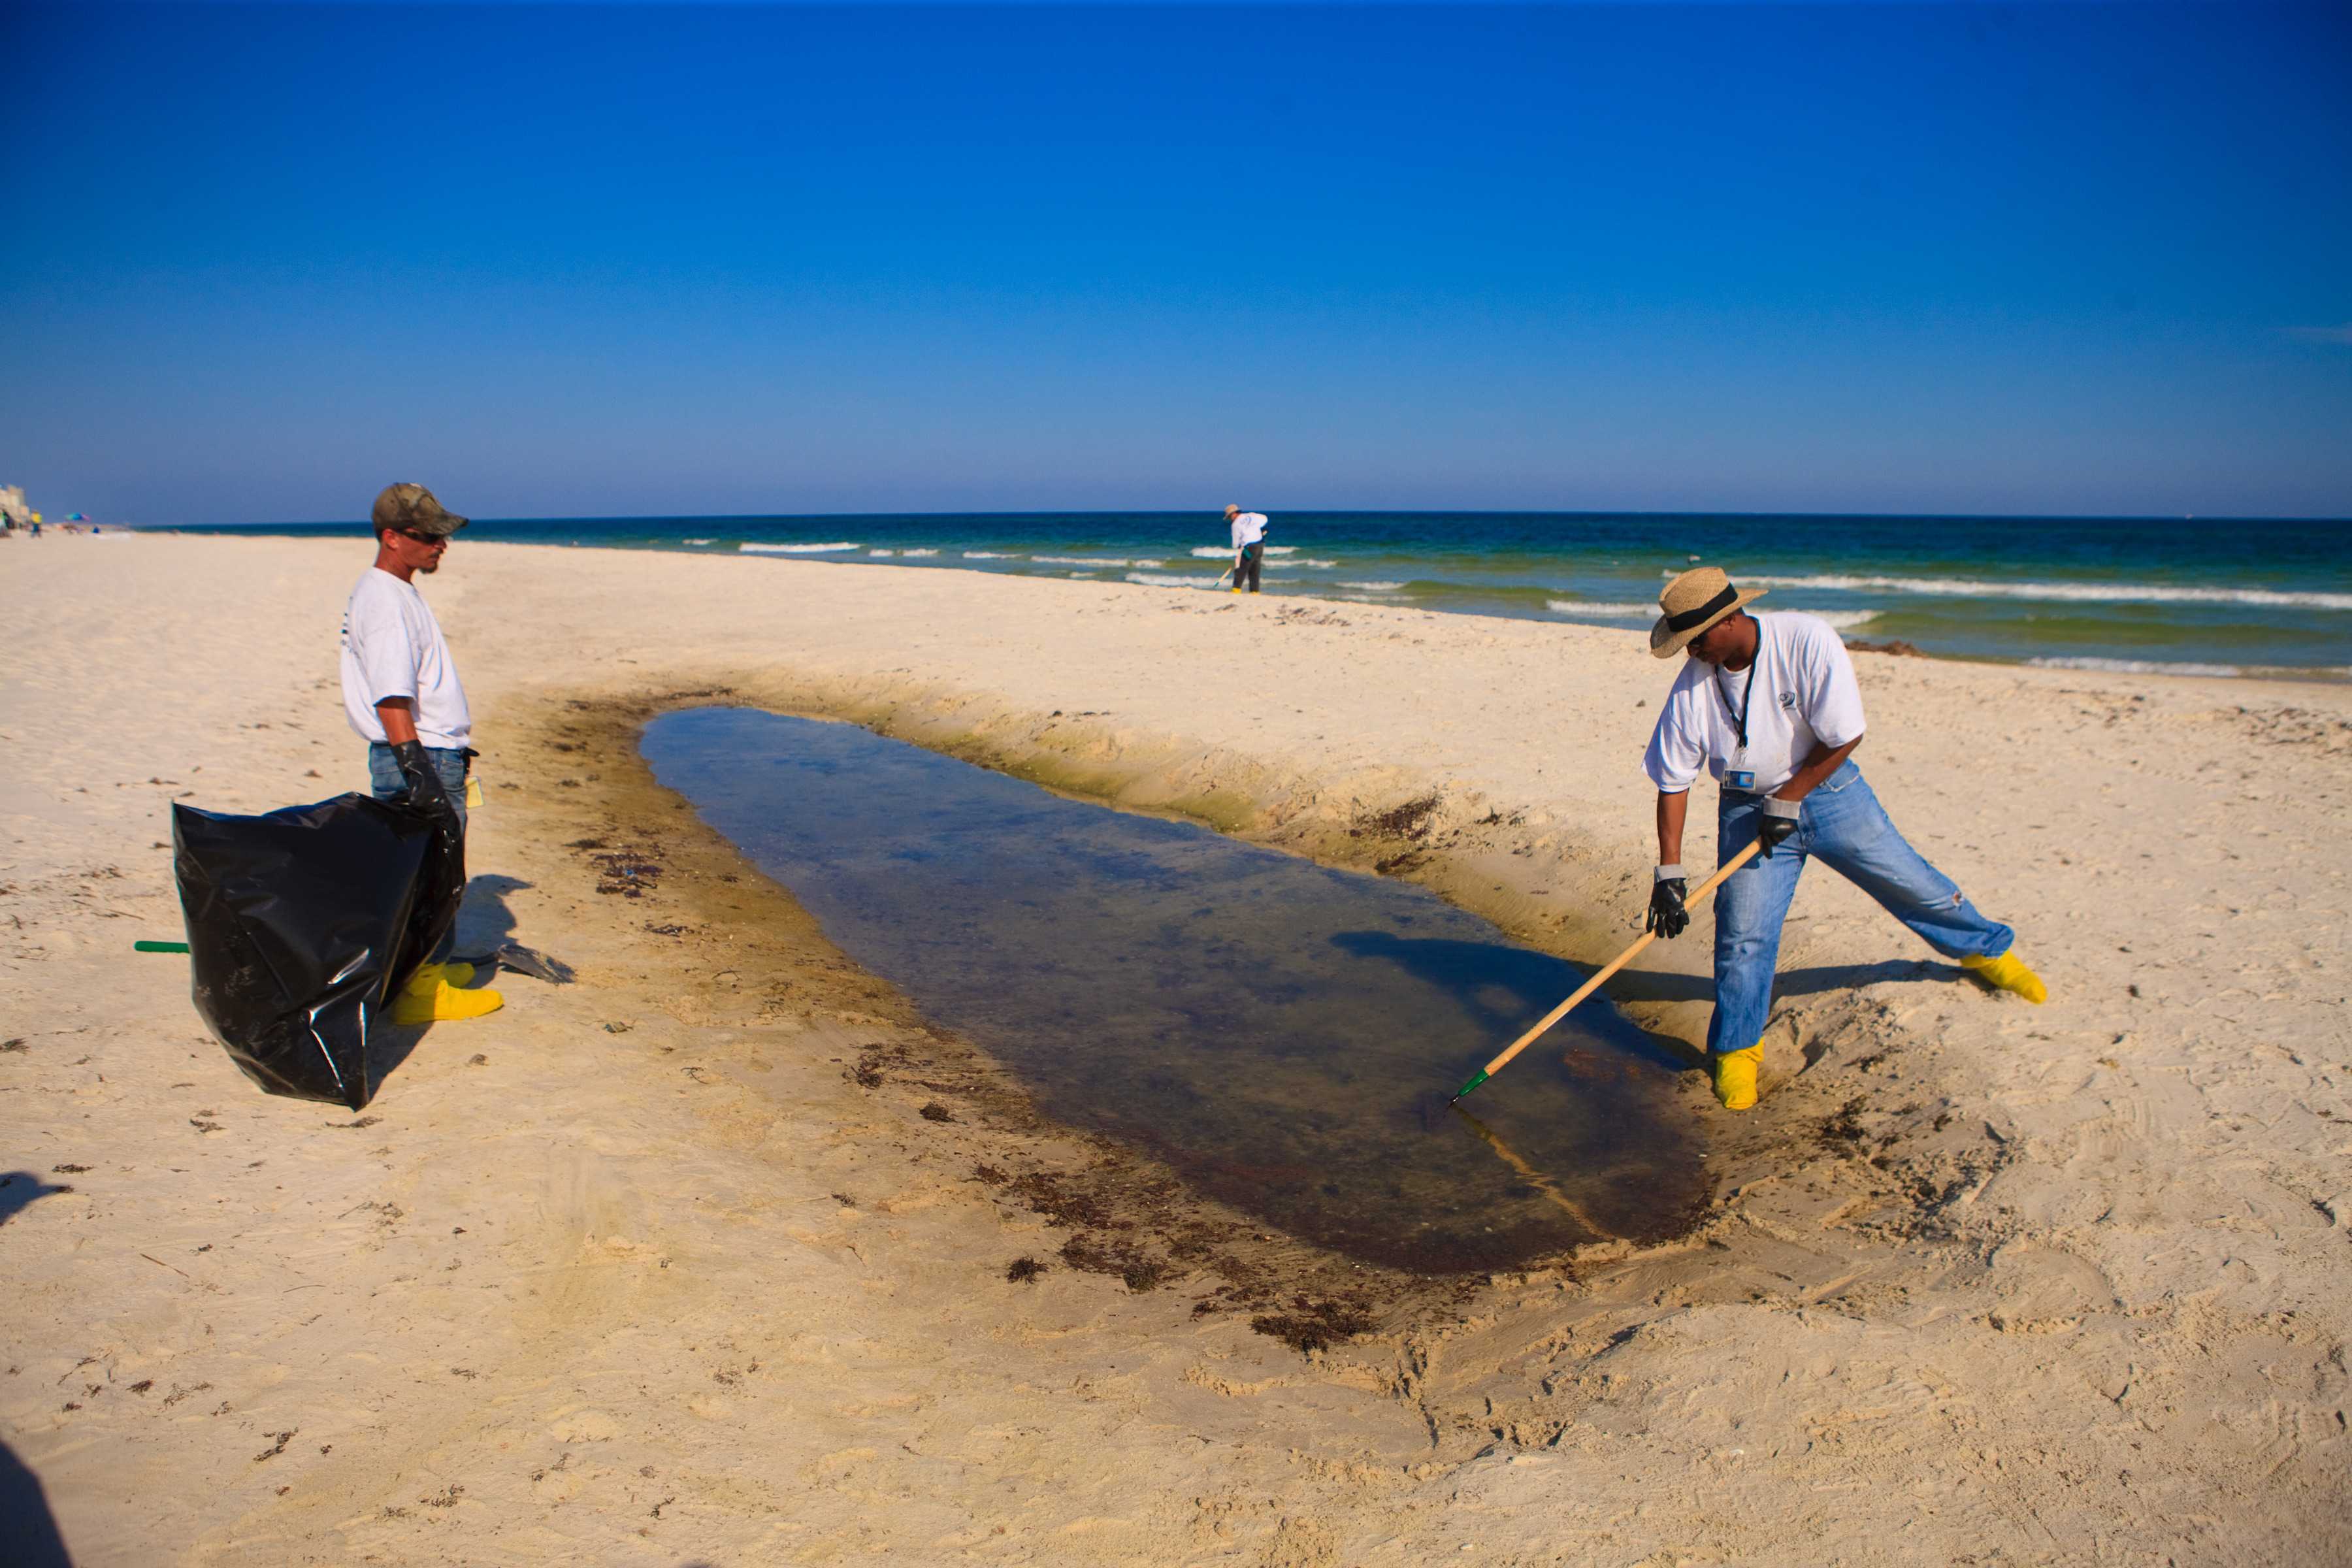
[1642,612,1865,795]
[1230,512,1269,549]
[340,568,472,749]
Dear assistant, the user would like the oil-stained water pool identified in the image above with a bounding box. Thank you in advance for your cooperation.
[644,708,1710,1273]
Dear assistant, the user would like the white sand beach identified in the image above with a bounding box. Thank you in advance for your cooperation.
[5,533,2348,1565]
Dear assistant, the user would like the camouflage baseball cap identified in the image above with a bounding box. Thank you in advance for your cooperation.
[370,482,469,538]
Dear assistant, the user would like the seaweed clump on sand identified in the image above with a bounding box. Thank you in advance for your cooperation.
[1348,792,1445,873]
[1351,792,1442,841]
[1059,1235,1172,1293]
[1248,1296,1377,1354]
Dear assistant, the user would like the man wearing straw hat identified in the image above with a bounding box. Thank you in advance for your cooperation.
[1641,566,2046,1111]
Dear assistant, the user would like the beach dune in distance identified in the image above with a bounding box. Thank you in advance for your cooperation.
[4,534,2347,1565]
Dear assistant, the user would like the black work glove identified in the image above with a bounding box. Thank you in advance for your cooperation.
[1646,867,1689,939]
[389,740,461,838]
[1759,796,1802,858]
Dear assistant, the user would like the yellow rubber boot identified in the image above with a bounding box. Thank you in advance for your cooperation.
[1961,951,2047,1004]
[1712,1045,1763,1112]
[389,967,504,1024]
[407,960,474,989]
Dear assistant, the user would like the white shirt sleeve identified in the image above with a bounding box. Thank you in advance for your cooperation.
[1642,683,1707,792]
[349,581,420,708]
[1799,621,1867,748]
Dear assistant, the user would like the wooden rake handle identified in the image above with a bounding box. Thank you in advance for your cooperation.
[1450,838,1762,1103]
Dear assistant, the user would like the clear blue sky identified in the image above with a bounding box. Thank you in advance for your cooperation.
[4,1,2347,523]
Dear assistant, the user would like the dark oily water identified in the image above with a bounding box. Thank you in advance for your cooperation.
[644,709,1710,1272]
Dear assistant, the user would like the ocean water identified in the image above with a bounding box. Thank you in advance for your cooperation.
[186,510,2352,678]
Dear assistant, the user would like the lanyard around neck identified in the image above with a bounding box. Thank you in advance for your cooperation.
[1716,657,1759,751]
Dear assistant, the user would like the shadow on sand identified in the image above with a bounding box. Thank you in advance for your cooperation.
[1,1438,73,1567]
[364,874,534,1088]
[1600,955,1964,1010]
[0,1171,73,1228]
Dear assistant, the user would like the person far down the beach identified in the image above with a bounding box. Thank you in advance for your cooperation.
[1641,566,2046,1112]
[1224,503,1269,593]
[338,482,503,1024]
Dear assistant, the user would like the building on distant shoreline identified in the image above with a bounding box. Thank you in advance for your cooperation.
[0,483,31,526]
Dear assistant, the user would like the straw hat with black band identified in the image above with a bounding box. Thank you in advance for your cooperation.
[1649,566,1769,659]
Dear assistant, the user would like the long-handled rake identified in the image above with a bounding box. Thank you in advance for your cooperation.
[1448,839,1761,1105]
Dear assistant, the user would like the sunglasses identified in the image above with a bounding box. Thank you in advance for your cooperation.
[395,528,448,546]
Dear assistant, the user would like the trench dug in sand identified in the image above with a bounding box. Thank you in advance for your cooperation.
[644,706,1713,1273]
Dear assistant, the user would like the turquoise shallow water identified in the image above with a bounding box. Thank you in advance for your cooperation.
[188,508,2352,676]
[643,707,1712,1273]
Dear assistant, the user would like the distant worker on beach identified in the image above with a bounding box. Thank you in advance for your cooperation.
[340,482,503,1024]
[1640,566,2044,1111]
[1224,503,1269,594]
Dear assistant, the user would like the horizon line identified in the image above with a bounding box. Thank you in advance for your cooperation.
[138,505,2352,528]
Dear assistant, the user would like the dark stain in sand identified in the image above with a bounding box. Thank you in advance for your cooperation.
[644,707,1710,1274]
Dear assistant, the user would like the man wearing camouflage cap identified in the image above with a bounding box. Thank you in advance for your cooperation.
[338,482,502,1023]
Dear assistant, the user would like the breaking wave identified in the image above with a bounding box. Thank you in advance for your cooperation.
[2028,655,2242,676]
[1126,572,1223,587]
[1716,572,2352,612]
[2016,655,2352,679]
[1550,600,1876,630]
[1545,600,1656,618]
[742,541,858,554]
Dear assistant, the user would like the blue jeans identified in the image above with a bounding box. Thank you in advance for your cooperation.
[368,744,468,963]
[1707,762,2012,1058]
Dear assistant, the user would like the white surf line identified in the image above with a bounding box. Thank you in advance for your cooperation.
[1125,572,1226,588]
[1718,571,2352,612]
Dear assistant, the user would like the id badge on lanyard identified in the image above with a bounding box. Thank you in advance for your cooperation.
[1720,660,1760,792]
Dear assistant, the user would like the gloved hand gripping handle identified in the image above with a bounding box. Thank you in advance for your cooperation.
[1646,865,1690,939]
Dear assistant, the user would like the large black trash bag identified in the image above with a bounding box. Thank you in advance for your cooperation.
[171,792,465,1110]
